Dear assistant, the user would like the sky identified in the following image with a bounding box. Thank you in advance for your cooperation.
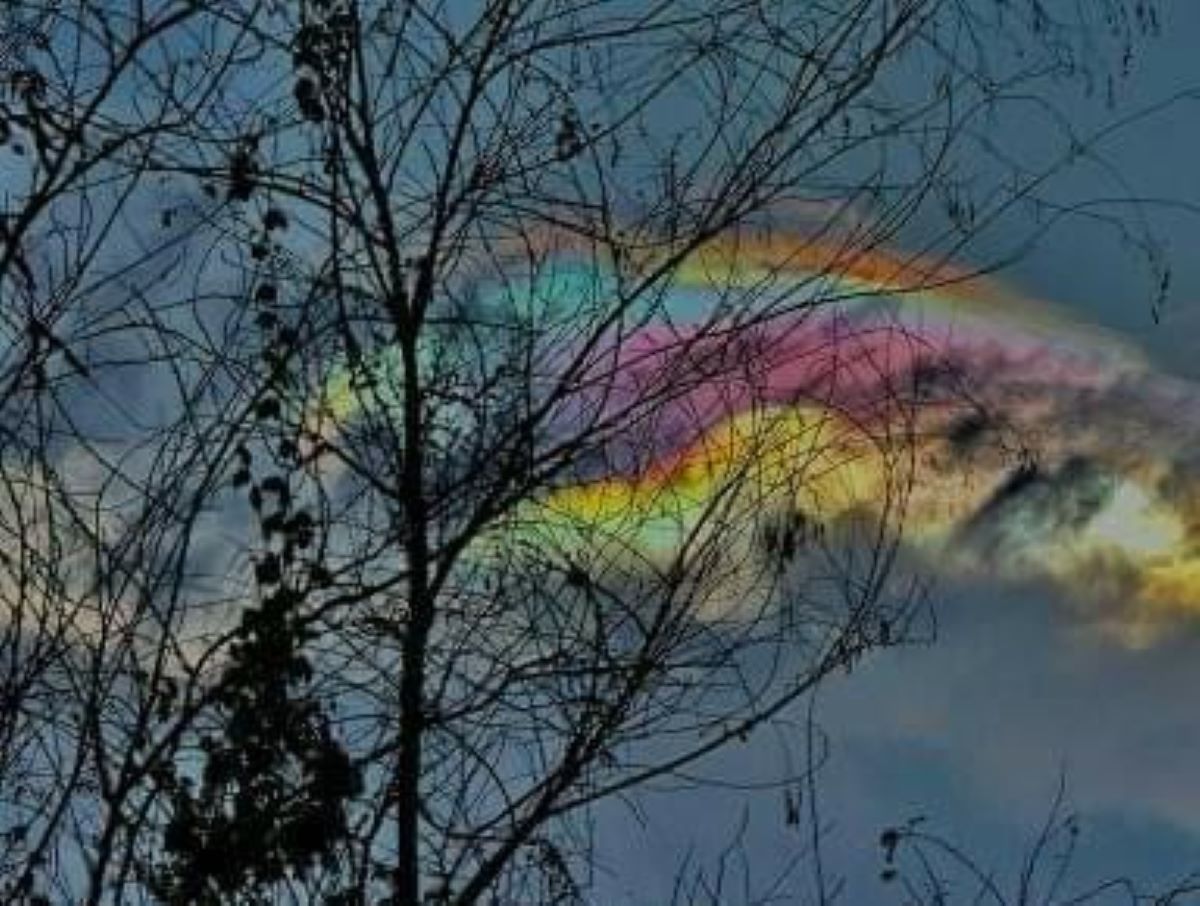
[9,2,1200,902]
[302,7,1200,901]
[103,3,1200,902]
[575,6,1200,905]
[154,3,1200,902]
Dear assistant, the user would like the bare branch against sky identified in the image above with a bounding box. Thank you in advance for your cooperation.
[0,1,1195,904]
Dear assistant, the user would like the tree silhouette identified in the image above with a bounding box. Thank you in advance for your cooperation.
[0,1,1184,904]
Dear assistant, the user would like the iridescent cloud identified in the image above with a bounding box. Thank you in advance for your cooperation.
[319,234,1200,644]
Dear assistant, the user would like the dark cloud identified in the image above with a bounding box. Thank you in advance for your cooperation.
[957,456,1117,559]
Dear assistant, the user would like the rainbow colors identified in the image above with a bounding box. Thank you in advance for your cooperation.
[319,233,1200,645]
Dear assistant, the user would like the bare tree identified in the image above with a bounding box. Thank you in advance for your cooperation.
[0,0,1182,904]
[0,1,328,903]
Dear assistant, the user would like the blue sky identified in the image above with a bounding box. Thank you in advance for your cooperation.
[588,7,1200,904]
[10,3,1200,901]
[830,9,1200,899]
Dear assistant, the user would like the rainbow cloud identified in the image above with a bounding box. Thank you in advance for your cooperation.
[318,234,1200,645]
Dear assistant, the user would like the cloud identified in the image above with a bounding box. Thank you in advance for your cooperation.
[398,234,1200,644]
